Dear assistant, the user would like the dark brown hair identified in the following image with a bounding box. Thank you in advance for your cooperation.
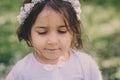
[17,0,83,49]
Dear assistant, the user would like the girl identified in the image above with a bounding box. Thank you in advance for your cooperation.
[6,0,102,80]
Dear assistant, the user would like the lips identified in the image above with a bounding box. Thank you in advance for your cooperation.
[48,49,57,51]
[45,48,60,51]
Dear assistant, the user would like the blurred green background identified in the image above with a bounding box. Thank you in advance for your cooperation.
[0,0,120,80]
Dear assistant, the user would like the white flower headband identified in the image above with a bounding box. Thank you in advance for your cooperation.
[17,0,81,24]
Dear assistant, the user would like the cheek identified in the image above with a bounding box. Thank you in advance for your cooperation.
[31,34,45,47]
[62,34,73,46]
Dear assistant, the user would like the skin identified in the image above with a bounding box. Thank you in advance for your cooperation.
[30,6,73,64]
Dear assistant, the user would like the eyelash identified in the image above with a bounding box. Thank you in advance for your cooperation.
[37,30,67,35]
[58,30,67,33]
[38,32,47,35]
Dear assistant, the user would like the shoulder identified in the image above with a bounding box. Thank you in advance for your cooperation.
[71,49,93,61]
[14,53,33,69]
[71,49,102,80]
[71,49,98,69]
[6,53,34,80]
[71,49,99,69]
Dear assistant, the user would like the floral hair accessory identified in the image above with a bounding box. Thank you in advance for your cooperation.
[64,0,81,20]
[17,0,81,24]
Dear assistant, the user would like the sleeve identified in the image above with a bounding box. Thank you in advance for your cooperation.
[5,61,23,80]
[89,56,103,80]
[6,68,18,80]
[73,50,103,80]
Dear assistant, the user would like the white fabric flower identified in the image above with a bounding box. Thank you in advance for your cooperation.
[43,61,65,71]
[17,0,81,24]
[24,3,34,13]
[64,0,81,20]
[17,3,34,24]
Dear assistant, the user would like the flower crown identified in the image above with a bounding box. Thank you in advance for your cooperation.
[17,0,81,24]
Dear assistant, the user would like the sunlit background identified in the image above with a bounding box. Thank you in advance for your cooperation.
[0,0,120,80]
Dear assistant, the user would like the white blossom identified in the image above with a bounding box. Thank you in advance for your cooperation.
[17,0,81,24]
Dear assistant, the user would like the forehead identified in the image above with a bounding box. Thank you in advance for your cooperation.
[33,6,68,28]
[38,6,51,18]
[38,6,64,20]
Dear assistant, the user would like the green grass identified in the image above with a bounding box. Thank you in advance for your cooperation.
[0,0,120,80]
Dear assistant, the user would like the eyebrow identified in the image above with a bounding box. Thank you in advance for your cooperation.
[58,25,66,28]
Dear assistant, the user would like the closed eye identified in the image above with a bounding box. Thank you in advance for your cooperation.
[38,32,47,35]
[58,30,67,34]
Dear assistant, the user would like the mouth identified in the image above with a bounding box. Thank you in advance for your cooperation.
[45,48,60,51]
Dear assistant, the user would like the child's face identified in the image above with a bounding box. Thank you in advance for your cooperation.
[30,7,73,62]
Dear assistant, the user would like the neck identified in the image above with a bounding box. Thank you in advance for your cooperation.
[33,51,70,64]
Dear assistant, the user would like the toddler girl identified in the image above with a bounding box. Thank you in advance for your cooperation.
[6,0,102,80]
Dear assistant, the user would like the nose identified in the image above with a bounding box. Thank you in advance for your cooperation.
[47,33,59,45]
